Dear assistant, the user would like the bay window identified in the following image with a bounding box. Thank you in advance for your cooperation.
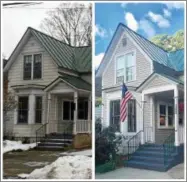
[116,51,136,84]
[35,96,42,123]
[18,96,29,123]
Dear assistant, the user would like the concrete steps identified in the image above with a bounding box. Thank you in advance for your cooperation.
[36,133,73,150]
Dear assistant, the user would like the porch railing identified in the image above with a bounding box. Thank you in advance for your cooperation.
[163,130,175,166]
[76,120,92,133]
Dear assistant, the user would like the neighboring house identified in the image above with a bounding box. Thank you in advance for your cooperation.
[4,27,92,148]
[96,23,184,171]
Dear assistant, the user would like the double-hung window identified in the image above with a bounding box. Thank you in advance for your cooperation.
[78,100,88,120]
[158,103,174,128]
[35,96,42,123]
[116,56,125,83]
[116,52,135,84]
[23,54,42,80]
[110,100,120,131]
[18,96,29,124]
[128,99,136,132]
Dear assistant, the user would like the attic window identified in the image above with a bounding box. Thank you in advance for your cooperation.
[122,37,127,47]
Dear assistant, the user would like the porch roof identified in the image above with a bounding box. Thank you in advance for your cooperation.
[44,75,91,92]
[136,72,184,92]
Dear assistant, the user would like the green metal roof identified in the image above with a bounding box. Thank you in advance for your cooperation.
[29,27,91,73]
[61,75,91,91]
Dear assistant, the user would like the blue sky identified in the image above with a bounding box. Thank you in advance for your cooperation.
[95,2,185,68]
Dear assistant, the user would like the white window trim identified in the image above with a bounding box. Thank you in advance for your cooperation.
[35,95,43,124]
[23,53,43,80]
[157,101,174,129]
[115,49,136,84]
[17,95,29,125]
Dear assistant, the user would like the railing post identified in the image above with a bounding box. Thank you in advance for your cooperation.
[174,86,179,146]
[73,91,78,135]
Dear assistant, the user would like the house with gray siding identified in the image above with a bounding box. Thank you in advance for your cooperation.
[96,23,184,171]
[4,27,92,149]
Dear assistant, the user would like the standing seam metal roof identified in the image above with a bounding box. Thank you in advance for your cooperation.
[29,27,91,73]
[121,24,184,72]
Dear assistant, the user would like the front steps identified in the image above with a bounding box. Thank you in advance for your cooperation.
[125,144,184,172]
[36,133,73,150]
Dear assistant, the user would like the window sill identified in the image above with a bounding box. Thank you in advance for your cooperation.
[115,79,136,86]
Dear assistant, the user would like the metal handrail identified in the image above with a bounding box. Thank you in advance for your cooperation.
[127,130,143,160]
[35,121,74,145]
[36,123,48,144]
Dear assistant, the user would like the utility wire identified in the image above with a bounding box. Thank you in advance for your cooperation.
[3,2,42,7]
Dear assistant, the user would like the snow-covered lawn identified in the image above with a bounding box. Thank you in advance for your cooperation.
[18,155,92,179]
[3,140,36,154]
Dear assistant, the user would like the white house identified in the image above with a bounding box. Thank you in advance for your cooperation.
[96,23,184,171]
[4,27,92,149]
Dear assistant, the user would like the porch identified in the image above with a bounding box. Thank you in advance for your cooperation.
[142,84,184,146]
[44,75,92,135]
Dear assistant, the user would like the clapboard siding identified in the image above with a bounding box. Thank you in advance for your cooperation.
[14,124,42,137]
[8,35,58,88]
[102,32,152,89]
[144,75,171,90]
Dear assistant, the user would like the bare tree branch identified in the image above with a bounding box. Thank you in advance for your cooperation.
[40,3,92,47]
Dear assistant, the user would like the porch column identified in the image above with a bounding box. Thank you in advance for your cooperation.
[88,93,92,133]
[28,94,35,124]
[73,91,78,135]
[141,93,145,144]
[46,93,51,134]
[174,85,179,146]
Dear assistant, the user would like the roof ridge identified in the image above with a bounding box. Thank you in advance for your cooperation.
[120,23,168,53]
[28,27,90,49]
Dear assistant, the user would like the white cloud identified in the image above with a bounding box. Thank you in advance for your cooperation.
[148,11,170,28]
[125,12,139,32]
[95,24,107,38]
[94,53,104,69]
[139,19,156,38]
[121,3,127,8]
[164,2,184,10]
[163,8,171,17]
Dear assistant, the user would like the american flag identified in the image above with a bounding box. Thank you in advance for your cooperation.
[120,83,133,122]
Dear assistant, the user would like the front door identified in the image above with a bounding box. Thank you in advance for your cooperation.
[58,100,74,133]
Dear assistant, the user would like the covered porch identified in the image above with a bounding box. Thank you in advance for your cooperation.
[142,84,184,146]
[45,75,92,135]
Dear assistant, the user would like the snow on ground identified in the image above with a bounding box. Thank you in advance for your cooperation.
[60,149,92,156]
[3,140,36,154]
[24,162,49,167]
[18,155,92,179]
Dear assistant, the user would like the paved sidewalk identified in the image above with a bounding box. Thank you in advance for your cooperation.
[96,163,184,179]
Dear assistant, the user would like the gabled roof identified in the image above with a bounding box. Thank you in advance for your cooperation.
[44,74,91,92]
[96,23,184,77]
[4,27,91,73]
[136,72,184,92]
